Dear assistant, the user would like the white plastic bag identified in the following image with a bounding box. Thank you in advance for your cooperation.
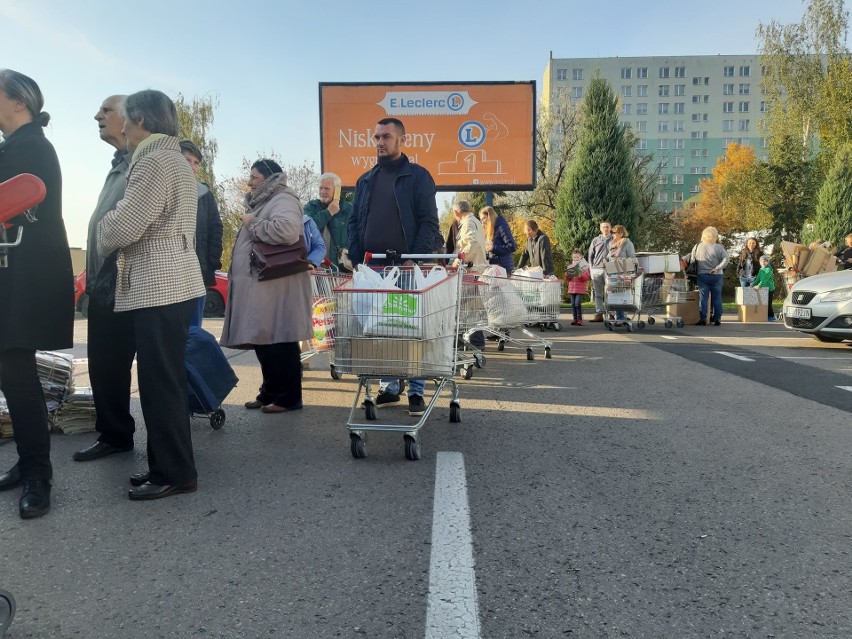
[478,266,527,326]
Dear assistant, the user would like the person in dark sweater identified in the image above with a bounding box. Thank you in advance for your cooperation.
[348,118,440,417]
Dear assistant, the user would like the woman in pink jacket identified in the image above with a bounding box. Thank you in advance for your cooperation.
[564,248,591,325]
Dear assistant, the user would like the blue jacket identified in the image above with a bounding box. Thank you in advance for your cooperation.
[488,215,517,272]
[348,154,439,264]
[303,215,326,267]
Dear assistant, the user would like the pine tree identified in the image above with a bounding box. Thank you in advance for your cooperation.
[809,145,852,247]
[555,76,639,254]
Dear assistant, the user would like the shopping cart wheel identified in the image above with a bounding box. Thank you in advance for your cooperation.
[0,588,14,639]
[647,316,656,325]
[350,434,366,459]
[539,323,545,332]
[449,402,461,423]
[404,435,421,461]
[545,347,552,359]
[676,319,685,328]
[474,353,485,368]
[664,320,673,329]
[604,321,613,331]
[625,323,633,332]
[364,400,377,421]
[497,340,505,352]
[637,321,646,330]
[210,409,226,430]
[329,364,342,380]
[526,348,534,361]
[552,322,562,331]
[462,365,474,380]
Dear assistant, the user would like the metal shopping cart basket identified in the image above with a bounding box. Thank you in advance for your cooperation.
[332,253,464,460]
[604,270,645,331]
[641,275,689,328]
[456,272,489,379]
[301,262,351,379]
[514,273,564,332]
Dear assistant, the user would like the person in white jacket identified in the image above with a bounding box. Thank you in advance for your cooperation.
[452,200,487,270]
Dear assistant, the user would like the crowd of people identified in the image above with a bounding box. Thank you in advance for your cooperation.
[0,67,849,520]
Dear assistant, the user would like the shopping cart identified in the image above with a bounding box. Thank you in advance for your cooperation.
[456,272,488,379]
[332,253,464,460]
[641,275,689,328]
[604,270,645,331]
[513,274,564,332]
[301,262,351,379]
[477,268,553,360]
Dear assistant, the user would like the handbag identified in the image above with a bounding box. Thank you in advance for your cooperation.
[250,235,310,281]
[684,245,699,278]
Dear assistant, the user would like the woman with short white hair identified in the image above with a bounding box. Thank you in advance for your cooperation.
[686,226,729,326]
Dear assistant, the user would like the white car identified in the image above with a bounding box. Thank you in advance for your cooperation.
[783,270,852,342]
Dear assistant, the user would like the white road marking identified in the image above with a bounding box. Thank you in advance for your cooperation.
[661,336,678,340]
[837,386,852,393]
[714,351,755,362]
[426,452,481,639]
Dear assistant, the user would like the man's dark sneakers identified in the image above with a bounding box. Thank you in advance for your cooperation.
[408,395,426,417]
[375,391,401,407]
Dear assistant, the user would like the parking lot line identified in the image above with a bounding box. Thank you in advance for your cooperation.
[714,351,755,362]
[425,452,481,639]
[837,386,852,393]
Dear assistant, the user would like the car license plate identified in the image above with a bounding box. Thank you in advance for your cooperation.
[785,306,811,319]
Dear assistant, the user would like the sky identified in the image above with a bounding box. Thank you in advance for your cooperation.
[1,0,811,248]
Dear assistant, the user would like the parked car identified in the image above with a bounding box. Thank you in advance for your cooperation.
[782,269,852,343]
[74,269,230,318]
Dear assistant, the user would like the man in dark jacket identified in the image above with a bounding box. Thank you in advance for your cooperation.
[517,219,554,275]
[304,172,352,270]
[348,117,439,416]
[180,140,223,325]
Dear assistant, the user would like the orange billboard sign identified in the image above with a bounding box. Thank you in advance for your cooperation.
[319,82,536,190]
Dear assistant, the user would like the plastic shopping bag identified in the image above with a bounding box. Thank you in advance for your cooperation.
[478,266,527,326]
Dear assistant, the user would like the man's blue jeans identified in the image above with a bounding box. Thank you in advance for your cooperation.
[380,378,425,397]
[697,272,724,322]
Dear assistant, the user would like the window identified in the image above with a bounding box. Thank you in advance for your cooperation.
[658,121,669,132]
[760,101,766,112]
[637,139,648,149]
[658,157,669,168]
[622,122,632,130]
[675,66,685,78]
[690,184,701,193]
[691,131,707,139]
[692,149,702,157]
[659,138,669,149]
[692,95,701,103]
[621,67,632,79]
[674,157,685,167]
[659,85,669,97]
[723,101,734,112]
[674,120,685,132]
[740,65,750,76]
[703,113,709,121]
[658,174,669,185]
[691,113,701,121]
[703,95,710,103]
[637,85,648,97]
[739,101,749,112]
[674,102,684,114]
[723,119,734,131]
[572,86,583,99]
[657,192,668,203]
[740,137,751,145]
[702,167,709,174]
[622,103,632,115]
[690,167,701,174]
[673,191,684,203]
[659,67,670,78]
[636,103,648,115]
[573,68,583,80]
[556,69,568,81]
[739,83,750,95]
[637,121,647,132]
[692,76,702,85]
[675,84,685,96]
[724,138,735,147]
[621,85,632,97]
[658,103,669,114]
[762,137,768,148]
[673,174,684,184]
[724,66,735,77]
[723,83,734,95]
[704,77,710,85]
[674,138,685,148]
[637,67,648,78]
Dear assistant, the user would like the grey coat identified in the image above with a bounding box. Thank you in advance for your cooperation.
[220,185,312,348]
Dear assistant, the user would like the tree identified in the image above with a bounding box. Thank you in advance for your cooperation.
[807,144,852,246]
[554,76,639,254]
[175,93,219,189]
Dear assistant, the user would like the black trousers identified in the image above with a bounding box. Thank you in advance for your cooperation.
[0,349,51,480]
[254,342,302,408]
[132,299,197,485]
[88,296,136,448]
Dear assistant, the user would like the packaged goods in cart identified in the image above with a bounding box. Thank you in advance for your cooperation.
[478,265,527,326]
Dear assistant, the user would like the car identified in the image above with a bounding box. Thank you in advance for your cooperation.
[782,269,852,343]
[74,269,230,318]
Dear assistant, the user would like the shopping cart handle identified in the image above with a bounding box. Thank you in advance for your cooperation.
[365,252,461,262]
[0,226,23,249]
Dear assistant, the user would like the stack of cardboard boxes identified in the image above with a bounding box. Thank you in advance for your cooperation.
[735,286,770,323]
[635,252,699,324]
[780,240,838,291]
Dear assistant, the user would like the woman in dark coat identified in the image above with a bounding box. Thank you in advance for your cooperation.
[0,69,73,519]
[737,237,762,287]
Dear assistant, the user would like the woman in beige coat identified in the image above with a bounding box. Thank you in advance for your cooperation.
[220,160,312,413]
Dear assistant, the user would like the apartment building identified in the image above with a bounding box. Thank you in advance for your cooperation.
[543,54,766,206]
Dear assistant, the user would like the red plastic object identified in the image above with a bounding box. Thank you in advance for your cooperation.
[0,174,47,226]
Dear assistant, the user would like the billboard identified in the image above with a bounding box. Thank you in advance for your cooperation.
[319,81,536,190]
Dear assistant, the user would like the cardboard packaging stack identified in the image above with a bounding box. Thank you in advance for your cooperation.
[735,286,769,323]
[781,240,837,280]
[635,253,682,274]
[666,289,699,324]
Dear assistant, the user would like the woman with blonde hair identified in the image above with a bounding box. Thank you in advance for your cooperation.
[479,206,516,272]
[607,225,636,260]
[685,226,729,326]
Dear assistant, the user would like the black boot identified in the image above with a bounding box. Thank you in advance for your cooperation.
[0,464,21,491]
[19,480,51,519]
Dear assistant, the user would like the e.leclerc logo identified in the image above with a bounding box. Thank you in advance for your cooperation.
[377,91,478,116]
[458,121,487,148]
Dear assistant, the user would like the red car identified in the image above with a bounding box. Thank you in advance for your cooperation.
[74,270,229,317]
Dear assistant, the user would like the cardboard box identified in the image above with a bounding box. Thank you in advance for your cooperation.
[738,304,768,323]
[347,337,424,377]
[605,258,639,274]
[666,299,700,324]
[735,286,769,305]
[802,245,837,276]
[781,241,809,270]
[667,289,697,304]
[636,252,682,274]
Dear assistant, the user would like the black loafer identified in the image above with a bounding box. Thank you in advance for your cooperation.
[0,464,21,491]
[129,471,150,486]
[19,480,51,519]
[73,440,133,462]
[128,480,198,501]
